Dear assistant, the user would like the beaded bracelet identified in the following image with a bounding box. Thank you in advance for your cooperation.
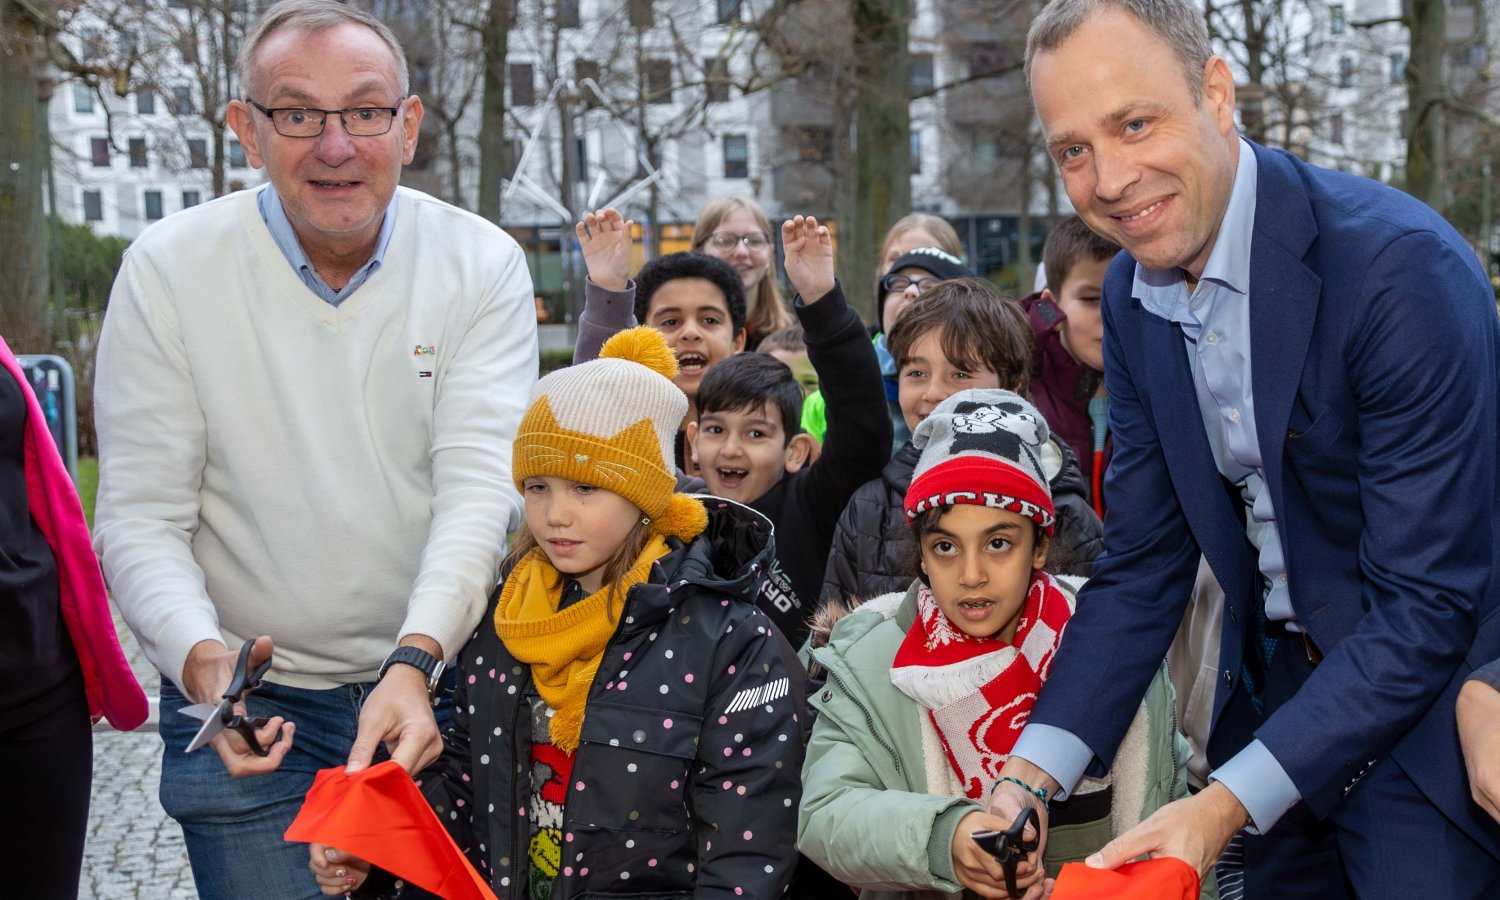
[996,775,1051,809]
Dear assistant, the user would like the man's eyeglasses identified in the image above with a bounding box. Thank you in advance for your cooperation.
[706,231,772,252]
[880,272,941,295]
[246,99,404,138]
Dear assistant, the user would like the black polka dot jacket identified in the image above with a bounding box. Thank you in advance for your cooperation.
[415,499,805,898]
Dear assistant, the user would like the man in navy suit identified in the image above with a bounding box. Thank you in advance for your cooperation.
[983,1,1500,897]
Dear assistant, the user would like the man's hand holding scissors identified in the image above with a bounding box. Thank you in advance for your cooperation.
[181,635,295,776]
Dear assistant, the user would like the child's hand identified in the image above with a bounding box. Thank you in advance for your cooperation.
[308,844,372,896]
[952,810,1051,899]
[782,215,835,303]
[576,207,633,292]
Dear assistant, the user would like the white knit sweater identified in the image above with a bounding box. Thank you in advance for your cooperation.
[94,186,537,690]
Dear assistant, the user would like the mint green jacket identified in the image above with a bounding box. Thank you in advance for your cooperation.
[798,580,1211,900]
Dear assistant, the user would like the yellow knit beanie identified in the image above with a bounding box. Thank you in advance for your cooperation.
[513,327,708,541]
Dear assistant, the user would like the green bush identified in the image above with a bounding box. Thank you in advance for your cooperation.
[539,348,573,374]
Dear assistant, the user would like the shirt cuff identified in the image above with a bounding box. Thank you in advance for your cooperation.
[1209,739,1302,834]
[1010,724,1094,801]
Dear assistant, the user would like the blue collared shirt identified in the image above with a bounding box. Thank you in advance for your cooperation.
[1011,138,1302,835]
[256,182,397,307]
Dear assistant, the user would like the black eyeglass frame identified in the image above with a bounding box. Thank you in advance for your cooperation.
[245,98,406,138]
[879,272,941,295]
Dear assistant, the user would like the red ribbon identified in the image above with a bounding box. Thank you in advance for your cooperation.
[285,761,497,900]
[1051,858,1200,899]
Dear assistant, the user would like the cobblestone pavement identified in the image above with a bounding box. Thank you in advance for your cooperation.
[81,605,196,900]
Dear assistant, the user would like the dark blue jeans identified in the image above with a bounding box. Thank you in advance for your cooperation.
[159,677,451,900]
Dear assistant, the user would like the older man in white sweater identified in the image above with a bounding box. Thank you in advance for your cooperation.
[91,2,536,897]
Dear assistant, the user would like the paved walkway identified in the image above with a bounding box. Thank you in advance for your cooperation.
[82,606,196,900]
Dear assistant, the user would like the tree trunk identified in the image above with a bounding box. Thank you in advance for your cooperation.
[1404,0,1446,211]
[476,0,511,223]
[0,0,52,350]
[836,0,912,324]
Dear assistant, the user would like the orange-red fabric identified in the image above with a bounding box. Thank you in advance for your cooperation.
[284,761,497,900]
[1051,858,1200,900]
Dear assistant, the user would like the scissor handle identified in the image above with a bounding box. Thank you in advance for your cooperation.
[225,714,281,757]
[973,806,1042,897]
[223,638,273,702]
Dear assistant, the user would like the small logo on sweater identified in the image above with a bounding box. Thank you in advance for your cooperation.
[413,344,436,377]
[724,676,789,714]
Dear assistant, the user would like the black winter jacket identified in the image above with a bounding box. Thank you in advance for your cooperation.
[414,500,804,899]
[819,437,1104,608]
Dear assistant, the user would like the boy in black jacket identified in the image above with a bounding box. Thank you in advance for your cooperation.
[685,216,891,646]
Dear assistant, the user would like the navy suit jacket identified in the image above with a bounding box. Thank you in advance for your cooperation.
[1029,141,1500,852]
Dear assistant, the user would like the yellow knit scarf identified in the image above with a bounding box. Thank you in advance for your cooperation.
[493,535,670,752]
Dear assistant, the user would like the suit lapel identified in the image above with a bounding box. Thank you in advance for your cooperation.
[1247,144,1322,526]
[1137,308,1247,593]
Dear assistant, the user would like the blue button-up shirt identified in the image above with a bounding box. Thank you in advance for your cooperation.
[256,182,397,307]
[1012,138,1302,834]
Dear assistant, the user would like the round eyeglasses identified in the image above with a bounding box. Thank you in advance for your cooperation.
[880,272,942,295]
[247,99,404,138]
[706,231,772,252]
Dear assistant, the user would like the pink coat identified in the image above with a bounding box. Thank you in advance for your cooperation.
[0,341,146,729]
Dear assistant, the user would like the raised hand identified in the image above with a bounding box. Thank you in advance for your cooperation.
[781,215,835,303]
[576,207,634,292]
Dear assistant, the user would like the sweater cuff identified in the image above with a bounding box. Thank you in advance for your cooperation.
[156,607,226,692]
[927,800,980,890]
[400,593,481,664]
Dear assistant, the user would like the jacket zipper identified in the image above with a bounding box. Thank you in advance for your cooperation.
[824,664,903,775]
[1160,658,1183,793]
[508,667,532,894]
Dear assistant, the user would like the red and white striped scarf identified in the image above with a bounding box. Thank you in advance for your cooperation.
[889,572,1074,799]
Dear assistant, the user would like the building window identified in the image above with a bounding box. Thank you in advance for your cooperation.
[129,137,148,168]
[964,42,1012,79]
[177,33,198,65]
[182,190,201,209]
[229,139,246,168]
[575,59,601,108]
[723,134,748,178]
[1389,53,1405,82]
[1468,42,1487,67]
[911,129,922,175]
[570,137,588,180]
[1330,111,1344,145]
[705,57,730,103]
[90,137,110,167]
[645,58,672,105]
[910,53,934,96]
[136,89,155,115]
[172,85,194,115]
[144,190,164,221]
[716,0,742,24]
[73,82,94,113]
[510,63,536,106]
[557,0,580,27]
[1338,56,1353,88]
[82,190,103,222]
[789,126,833,163]
[629,0,653,28]
[1330,3,1346,33]
[189,139,209,169]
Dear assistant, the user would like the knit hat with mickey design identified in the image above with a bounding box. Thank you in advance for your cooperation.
[513,327,707,540]
[903,388,1056,534]
[879,246,974,331]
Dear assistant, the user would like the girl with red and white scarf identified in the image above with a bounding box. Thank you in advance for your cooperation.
[798,389,1197,900]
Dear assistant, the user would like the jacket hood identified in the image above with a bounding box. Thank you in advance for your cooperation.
[665,494,776,597]
[880,441,921,493]
[1046,435,1090,501]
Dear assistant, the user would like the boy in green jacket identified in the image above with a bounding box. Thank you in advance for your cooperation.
[798,389,1204,900]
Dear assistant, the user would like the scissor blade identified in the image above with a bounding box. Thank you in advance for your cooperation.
[178,702,218,722]
[184,700,231,752]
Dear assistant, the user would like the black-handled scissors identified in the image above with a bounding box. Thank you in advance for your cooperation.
[972,805,1042,897]
[178,638,281,756]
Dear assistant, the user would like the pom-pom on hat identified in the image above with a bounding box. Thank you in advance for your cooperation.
[513,327,707,541]
[903,388,1056,534]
